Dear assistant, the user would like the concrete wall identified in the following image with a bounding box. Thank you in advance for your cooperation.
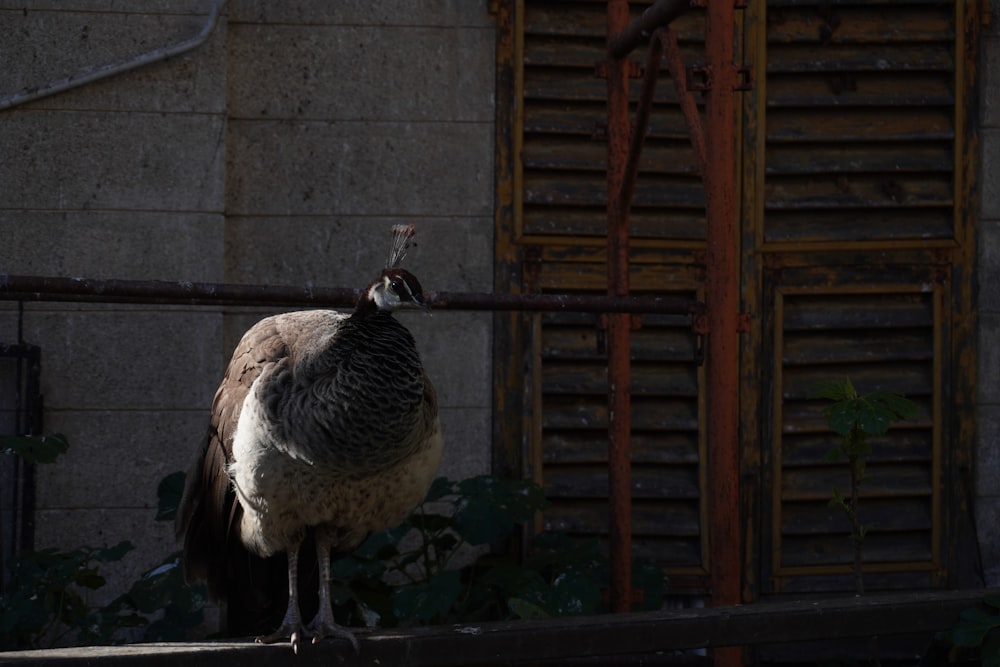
[0,0,495,618]
[978,2,1000,587]
[0,1,229,610]
[2,0,998,636]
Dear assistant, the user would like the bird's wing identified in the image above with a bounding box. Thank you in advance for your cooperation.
[175,310,348,601]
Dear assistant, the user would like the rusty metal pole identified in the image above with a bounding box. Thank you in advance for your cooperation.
[0,274,703,315]
[703,0,743,664]
[606,0,634,614]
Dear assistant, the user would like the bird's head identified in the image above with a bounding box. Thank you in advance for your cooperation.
[366,268,430,313]
[357,224,431,314]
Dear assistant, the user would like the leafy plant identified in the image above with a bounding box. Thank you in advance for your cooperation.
[3,451,666,647]
[812,378,916,667]
[0,433,69,464]
[96,471,207,643]
[952,595,1000,667]
[0,441,206,650]
[0,540,138,649]
[812,377,916,595]
[326,474,668,628]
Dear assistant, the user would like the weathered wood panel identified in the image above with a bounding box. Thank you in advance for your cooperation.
[532,272,704,572]
[767,285,941,590]
[4,590,992,667]
[518,1,708,244]
[501,0,974,602]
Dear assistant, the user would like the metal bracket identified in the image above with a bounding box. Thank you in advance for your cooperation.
[692,312,709,365]
[735,66,754,91]
[686,65,713,92]
[686,65,753,92]
[691,312,749,365]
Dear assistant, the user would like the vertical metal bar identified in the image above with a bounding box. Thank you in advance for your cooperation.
[619,36,665,217]
[606,0,634,614]
[703,0,743,664]
[659,28,708,177]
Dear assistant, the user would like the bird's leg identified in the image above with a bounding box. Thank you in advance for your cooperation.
[256,540,307,653]
[307,531,360,654]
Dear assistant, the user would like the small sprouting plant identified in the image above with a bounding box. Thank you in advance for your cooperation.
[812,378,916,667]
[812,377,917,595]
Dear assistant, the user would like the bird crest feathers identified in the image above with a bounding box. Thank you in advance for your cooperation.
[386,224,416,269]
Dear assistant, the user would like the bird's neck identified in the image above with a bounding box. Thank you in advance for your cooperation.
[351,296,389,319]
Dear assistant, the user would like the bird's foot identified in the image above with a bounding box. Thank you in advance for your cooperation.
[307,616,361,655]
[256,624,307,654]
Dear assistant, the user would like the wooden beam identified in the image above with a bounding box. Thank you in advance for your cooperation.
[1,589,990,667]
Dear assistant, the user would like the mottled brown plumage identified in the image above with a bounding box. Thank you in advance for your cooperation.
[176,226,442,652]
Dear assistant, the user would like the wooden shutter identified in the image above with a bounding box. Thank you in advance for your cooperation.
[745,0,978,594]
[496,0,978,597]
[763,277,945,593]
[497,0,712,582]
[757,0,962,245]
[530,256,706,572]
[520,1,707,242]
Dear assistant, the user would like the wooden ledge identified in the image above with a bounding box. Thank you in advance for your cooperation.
[0,589,991,667]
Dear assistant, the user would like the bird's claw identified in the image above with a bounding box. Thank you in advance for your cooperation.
[307,619,361,655]
[256,621,359,655]
[255,625,305,654]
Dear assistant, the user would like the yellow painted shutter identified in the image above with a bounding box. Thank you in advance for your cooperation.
[495,0,978,596]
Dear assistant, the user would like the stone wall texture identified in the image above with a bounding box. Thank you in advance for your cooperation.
[977,1,1000,587]
[0,0,496,616]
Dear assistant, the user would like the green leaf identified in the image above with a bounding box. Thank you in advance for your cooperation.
[868,391,918,421]
[392,569,462,622]
[75,571,107,590]
[330,553,386,581]
[0,433,69,464]
[632,562,669,612]
[422,477,455,503]
[354,525,407,561]
[155,472,186,521]
[857,401,893,436]
[824,402,859,437]
[952,607,1000,647]
[453,476,547,546]
[809,378,856,402]
[93,541,134,563]
[410,511,453,534]
[984,631,1000,667]
[829,487,846,510]
[508,597,550,620]
[822,446,845,463]
[543,570,602,616]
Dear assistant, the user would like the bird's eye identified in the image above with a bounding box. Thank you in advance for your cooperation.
[391,278,404,291]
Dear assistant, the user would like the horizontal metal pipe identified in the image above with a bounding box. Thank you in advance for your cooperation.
[608,0,690,59]
[0,274,704,316]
